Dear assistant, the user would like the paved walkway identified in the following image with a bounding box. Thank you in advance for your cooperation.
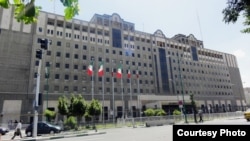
[0,129,106,141]
[0,116,243,141]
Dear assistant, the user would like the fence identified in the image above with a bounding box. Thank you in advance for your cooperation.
[0,111,244,130]
[117,111,244,127]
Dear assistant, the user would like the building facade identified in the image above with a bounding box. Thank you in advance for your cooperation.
[0,7,246,123]
[244,87,250,106]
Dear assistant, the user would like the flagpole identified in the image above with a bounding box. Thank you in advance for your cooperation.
[92,67,94,100]
[137,68,141,119]
[102,64,105,125]
[121,74,124,119]
[129,70,132,118]
[112,68,115,124]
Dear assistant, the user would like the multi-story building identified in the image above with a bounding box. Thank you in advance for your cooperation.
[244,87,250,106]
[0,7,246,123]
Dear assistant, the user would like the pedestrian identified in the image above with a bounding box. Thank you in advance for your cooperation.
[198,110,203,122]
[11,120,22,140]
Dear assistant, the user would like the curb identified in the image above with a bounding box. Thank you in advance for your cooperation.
[10,131,107,141]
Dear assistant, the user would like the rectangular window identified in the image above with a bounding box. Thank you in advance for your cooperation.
[75,44,79,49]
[74,75,78,80]
[55,74,60,79]
[65,53,70,58]
[57,41,61,46]
[56,52,61,57]
[74,54,78,59]
[65,64,70,69]
[112,28,122,48]
[55,63,60,68]
[65,74,69,80]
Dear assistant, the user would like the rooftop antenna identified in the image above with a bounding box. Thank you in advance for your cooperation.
[196,9,203,41]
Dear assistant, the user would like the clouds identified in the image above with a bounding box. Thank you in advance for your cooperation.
[233,49,246,59]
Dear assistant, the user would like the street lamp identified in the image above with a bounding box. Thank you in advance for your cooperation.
[45,64,50,110]
[169,79,182,114]
[177,51,188,123]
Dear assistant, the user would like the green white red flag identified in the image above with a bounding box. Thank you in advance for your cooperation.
[87,62,93,76]
[98,62,104,77]
[136,67,139,79]
[116,64,122,79]
[127,66,131,78]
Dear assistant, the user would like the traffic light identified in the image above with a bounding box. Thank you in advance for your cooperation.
[38,93,42,106]
[36,49,42,59]
[40,39,49,50]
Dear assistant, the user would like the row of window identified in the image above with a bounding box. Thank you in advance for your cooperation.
[44,85,154,94]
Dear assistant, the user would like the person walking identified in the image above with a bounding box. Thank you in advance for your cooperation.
[11,120,22,140]
[198,110,203,123]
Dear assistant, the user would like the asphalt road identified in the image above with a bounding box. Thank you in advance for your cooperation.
[1,117,248,141]
[53,117,249,141]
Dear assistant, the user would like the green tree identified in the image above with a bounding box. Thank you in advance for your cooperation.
[190,94,197,123]
[69,94,87,126]
[222,0,250,33]
[44,109,56,122]
[0,0,79,24]
[87,99,102,131]
[57,95,69,117]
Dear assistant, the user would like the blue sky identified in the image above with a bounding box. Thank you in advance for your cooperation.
[35,0,250,87]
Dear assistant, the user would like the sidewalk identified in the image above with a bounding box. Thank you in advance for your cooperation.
[0,129,106,141]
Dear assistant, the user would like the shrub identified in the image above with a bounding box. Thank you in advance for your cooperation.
[144,108,155,116]
[154,109,166,116]
[64,116,77,130]
[173,109,181,115]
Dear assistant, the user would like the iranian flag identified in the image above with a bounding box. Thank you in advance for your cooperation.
[127,67,131,79]
[87,62,93,76]
[136,67,139,79]
[98,62,104,77]
[116,64,122,79]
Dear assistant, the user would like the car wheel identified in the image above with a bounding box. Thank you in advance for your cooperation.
[50,130,55,134]
[26,131,32,137]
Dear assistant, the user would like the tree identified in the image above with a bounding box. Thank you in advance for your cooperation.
[0,0,79,24]
[68,94,87,126]
[44,109,56,122]
[190,94,197,123]
[87,99,102,131]
[222,0,250,33]
[57,95,69,117]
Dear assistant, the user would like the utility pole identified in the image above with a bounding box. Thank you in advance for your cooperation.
[177,51,188,123]
[33,38,49,137]
[33,55,42,138]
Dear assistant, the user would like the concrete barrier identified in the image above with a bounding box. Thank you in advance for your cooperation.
[145,119,175,127]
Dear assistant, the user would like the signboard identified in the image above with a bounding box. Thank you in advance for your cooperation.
[179,100,183,108]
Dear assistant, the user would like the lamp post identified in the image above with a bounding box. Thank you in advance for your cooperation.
[45,64,50,110]
[177,51,188,123]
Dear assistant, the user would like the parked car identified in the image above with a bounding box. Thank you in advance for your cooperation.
[244,108,250,121]
[0,127,9,135]
[25,121,62,137]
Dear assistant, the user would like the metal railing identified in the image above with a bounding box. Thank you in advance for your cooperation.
[118,111,244,127]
